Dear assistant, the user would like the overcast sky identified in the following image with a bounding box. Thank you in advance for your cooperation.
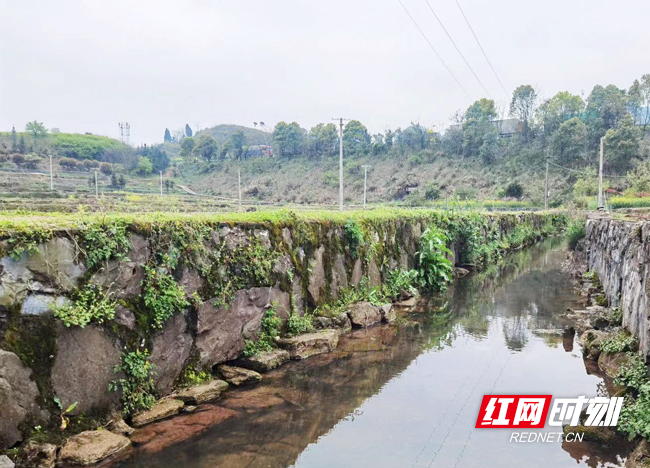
[1,0,648,144]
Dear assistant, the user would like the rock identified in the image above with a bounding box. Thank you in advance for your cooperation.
[220,226,249,249]
[182,405,197,413]
[51,324,122,414]
[179,268,204,297]
[253,229,271,249]
[307,246,326,304]
[0,349,40,449]
[17,441,57,468]
[395,296,418,308]
[131,399,185,427]
[368,259,382,288]
[313,313,351,333]
[90,235,149,299]
[113,305,136,330]
[175,380,229,405]
[277,329,339,360]
[579,329,609,360]
[107,417,134,437]
[329,254,348,300]
[281,227,293,249]
[26,237,86,291]
[379,304,396,323]
[233,349,290,372]
[351,259,363,287]
[0,456,13,468]
[130,405,238,454]
[59,430,130,465]
[597,352,632,378]
[217,365,262,386]
[149,314,193,394]
[454,267,470,278]
[348,301,382,327]
[196,287,290,367]
[627,440,650,468]
[20,294,69,315]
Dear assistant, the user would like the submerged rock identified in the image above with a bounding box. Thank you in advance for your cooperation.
[175,380,229,405]
[16,440,57,468]
[379,304,396,323]
[132,399,185,428]
[59,430,131,466]
[277,329,339,360]
[234,349,290,372]
[348,301,382,327]
[217,365,261,386]
[0,349,41,449]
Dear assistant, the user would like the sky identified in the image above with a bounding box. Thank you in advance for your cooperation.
[1,0,649,144]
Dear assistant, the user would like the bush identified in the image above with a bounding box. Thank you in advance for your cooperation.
[135,156,153,176]
[286,309,314,336]
[566,218,586,251]
[504,182,524,198]
[384,269,419,300]
[143,267,189,329]
[11,153,25,166]
[424,183,441,200]
[59,157,79,170]
[81,221,131,269]
[416,227,453,292]
[109,349,157,416]
[344,219,365,258]
[600,331,637,354]
[243,305,282,356]
[99,162,113,175]
[54,284,116,328]
[82,159,100,170]
[455,186,478,201]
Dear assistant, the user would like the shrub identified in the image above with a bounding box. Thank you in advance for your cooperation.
[59,157,79,170]
[109,350,157,416]
[54,284,116,328]
[81,221,131,269]
[504,182,524,198]
[135,156,153,176]
[600,331,637,354]
[424,183,441,201]
[566,218,586,251]
[286,309,314,336]
[82,159,100,170]
[99,162,113,175]
[416,227,453,292]
[384,269,419,300]
[455,186,478,201]
[614,353,648,391]
[243,305,282,356]
[143,267,189,328]
[343,219,365,258]
[11,153,25,166]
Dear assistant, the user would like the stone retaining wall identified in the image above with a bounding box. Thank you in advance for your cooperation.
[0,210,564,449]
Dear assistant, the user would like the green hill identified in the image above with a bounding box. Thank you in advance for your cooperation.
[196,124,270,146]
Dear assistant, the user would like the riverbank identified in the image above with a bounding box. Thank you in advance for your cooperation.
[0,209,566,466]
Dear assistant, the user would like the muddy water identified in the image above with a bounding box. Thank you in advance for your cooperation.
[115,237,628,468]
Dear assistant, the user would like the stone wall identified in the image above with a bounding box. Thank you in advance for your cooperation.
[0,210,565,448]
[585,217,650,356]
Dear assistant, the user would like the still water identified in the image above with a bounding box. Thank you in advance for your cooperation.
[115,238,627,468]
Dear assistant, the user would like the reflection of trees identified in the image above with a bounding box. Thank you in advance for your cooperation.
[502,315,529,351]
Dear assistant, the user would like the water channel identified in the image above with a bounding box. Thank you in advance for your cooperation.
[115,237,629,468]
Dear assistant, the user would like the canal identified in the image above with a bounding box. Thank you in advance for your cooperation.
[115,237,627,468]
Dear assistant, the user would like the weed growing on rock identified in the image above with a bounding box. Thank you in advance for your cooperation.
[54,284,116,328]
[243,304,282,357]
[109,349,157,416]
[600,331,638,354]
[384,269,419,300]
[81,220,131,269]
[286,308,314,336]
[566,218,586,251]
[416,227,453,292]
[177,365,211,388]
[615,353,648,391]
[5,229,52,260]
[344,219,365,258]
[143,266,190,329]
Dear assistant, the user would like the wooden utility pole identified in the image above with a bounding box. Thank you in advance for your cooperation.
[597,136,605,210]
[544,157,549,210]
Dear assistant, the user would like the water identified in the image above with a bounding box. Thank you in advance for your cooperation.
[115,238,628,468]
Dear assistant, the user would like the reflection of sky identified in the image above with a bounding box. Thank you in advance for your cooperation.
[294,254,610,468]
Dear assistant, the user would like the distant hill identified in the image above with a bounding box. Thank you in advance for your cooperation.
[196,124,270,146]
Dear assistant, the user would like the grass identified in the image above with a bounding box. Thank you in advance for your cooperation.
[610,197,650,209]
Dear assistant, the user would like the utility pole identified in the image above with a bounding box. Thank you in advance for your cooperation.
[160,171,163,197]
[49,153,53,190]
[333,117,349,211]
[544,152,549,211]
[597,136,605,210]
[361,165,371,209]
[238,168,242,207]
[94,171,98,199]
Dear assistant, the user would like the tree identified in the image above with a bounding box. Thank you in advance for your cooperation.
[273,122,305,157]
[230,130,247,160]
[585,84,628,148]
[398,123,427,152]
[135,156,153,176]
[604,114,641,172]
[25,121,47,138]
[626,159,650,193]
[307,123,338,158]
[18,135,26,153]
[138,145,169,172]
[537,91,584,137]
[504,182,524,198]
[479,126,499,164]
[10,126,17,152]
[465,98,497,122]
[194,134,218,161]
[343,120,370,155]
[185,124,193,138]
[163,128,172,143]
[99,162,113,175]
[510,85,537,141]
[180,137,195,160]
[551,117,586,166]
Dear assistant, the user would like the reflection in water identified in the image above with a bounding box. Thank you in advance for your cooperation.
[115,237,627,468]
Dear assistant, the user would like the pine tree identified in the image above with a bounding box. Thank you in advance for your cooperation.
[185,124,192,137]
[10,126,17,152]
[164,128,172,142]
[17,135,26,153]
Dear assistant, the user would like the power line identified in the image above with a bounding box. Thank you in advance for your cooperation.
[423,0,492,98]
[398,0,471,99]
[453,0,509,99]
[548,160,627,178]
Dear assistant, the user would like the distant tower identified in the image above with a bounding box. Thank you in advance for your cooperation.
[118,122,130,144]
